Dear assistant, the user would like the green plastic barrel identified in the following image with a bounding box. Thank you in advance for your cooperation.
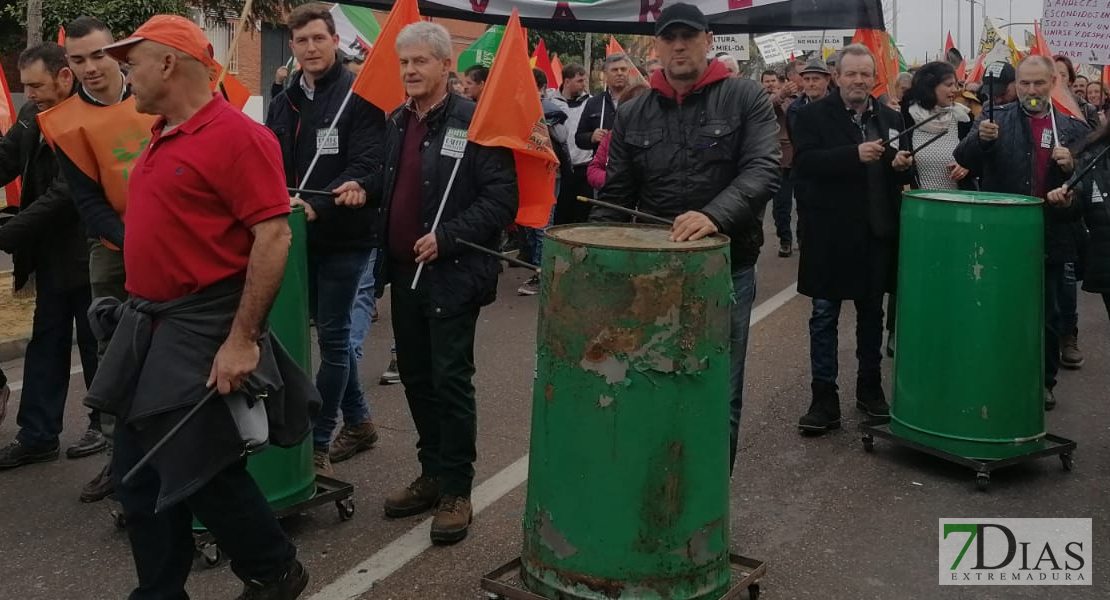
[246,205,315,509]
[891,191,1046,461]
[522,224,734,600]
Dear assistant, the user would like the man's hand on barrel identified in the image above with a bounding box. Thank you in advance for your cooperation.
[289,197,318,222]
[1052,147,1075,173]
[207,335,261,395]
[670,211,718,242]
[1046,185,1074,207]
[857,140,885,164]
[978,120,1000,143]
[414,232,439,263]
[334,181,366,208]
[892,150,914,172]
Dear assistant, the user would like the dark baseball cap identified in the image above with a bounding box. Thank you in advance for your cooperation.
[655,3,710,36]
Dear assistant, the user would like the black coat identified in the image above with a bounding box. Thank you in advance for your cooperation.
[593,76,781,270]
[954,103,1089,264]
[793,94,912,300]
[266,57,385,254]
[365,93,517,318]
[1064,141,1110,293]
[0,100,90,293]
[573,91,616,153]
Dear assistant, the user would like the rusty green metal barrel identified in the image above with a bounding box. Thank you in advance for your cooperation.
[891,191,1046,461]
[522,224,734,600]
[248,206,315,509]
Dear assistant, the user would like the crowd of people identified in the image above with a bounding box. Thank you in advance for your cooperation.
[0,2,1104,598]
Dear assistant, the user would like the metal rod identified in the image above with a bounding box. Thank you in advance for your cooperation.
[456,238,539,271]
[122,388,220,486]
[412,158,463,290]
[286,187,337,197]
[1066,143,1110,188]
[575,196,674,225]
[910,130,948,157]
[883,111,946,147]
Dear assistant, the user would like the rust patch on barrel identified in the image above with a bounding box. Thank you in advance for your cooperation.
[670,519,723,565]
[544,383,554,403]
[635,441,685,553]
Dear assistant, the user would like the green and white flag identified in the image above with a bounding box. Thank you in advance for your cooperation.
[457,25,505,73]
[330,3,382,57]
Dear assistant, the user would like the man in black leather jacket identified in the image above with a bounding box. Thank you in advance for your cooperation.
[591,3,780,472]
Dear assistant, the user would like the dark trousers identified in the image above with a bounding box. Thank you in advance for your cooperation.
[15,285,98,448]
[771,168,794,244]
[1058,262,1079,335]
[112,424,295,599]
[1045,263,1064,390]
[810,296,885,385]
[554,165,592,225]
[390,267,479,497]
[89,239,127,432]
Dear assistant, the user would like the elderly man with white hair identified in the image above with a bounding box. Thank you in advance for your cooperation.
[336,21,517,544]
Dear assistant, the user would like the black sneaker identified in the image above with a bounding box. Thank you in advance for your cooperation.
[517,275,540,296]
[798,381,841,434]
[778,241,793,257]
[235,560,309,600]
[0,384,10,427]
[1044,388,1056,411]
[379,358,400,385]
[67,428,109,459]
[0,440,59,470]
[80,463,114,503]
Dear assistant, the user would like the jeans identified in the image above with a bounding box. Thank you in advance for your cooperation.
[88,239,126,431]
[526,201,558,269]
[1058,262,1079,335]
[390,264,480,497]
[728,267,757,471]
[1045,263,1064,390]
[342,249,379,425]
[310,249,373,447]
[16,285,99,448]
[112,424,295,599]
[772,168,794,244]
[809,296,885,385]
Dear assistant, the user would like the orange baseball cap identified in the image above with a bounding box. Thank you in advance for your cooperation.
[104,15,217,68]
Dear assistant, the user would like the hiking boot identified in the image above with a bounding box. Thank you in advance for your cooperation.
[80,462,114,503]
[0,384,10,427]
[855,370,890,417]
[517,275,540,296]
[235,560,309,600]
[778,241,793,257]
[379,358,400,385]
[0,440,59,469]
[1059,332,1084,369]
[1044,388,1057,412]
[66,428,109,459]
[430,495,473,544]
[329,420,379,463]
[384,475,440,518]
[798,381,841,434]
[313,446,334,477]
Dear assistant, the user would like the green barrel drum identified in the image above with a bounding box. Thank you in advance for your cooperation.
[891,191,1046,460]
[522,224,734,600]
[246,205,315,509]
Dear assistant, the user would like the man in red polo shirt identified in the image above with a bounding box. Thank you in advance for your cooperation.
[101,16,309,599]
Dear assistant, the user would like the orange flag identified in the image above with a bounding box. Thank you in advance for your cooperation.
[211,66,251,110]
[944,32,955,55]
[966,53,987,83]
[532,39,558,90]
[956,59,967,82]
[0,65,19,206]
[352,0,421,112]
[468,9,559,228]
[606,36,626,57]
[1028,21,1053,58]
[550,53,564,88]
[1104,65,1110,88]
[57,26,66,45]
[852,29,899,99]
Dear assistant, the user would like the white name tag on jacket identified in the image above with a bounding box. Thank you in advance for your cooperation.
[316,128,340,155]
[1040,128,1053,149]
[888,129,899,144]
[1093,181,1104,204]
[442,127,468,159]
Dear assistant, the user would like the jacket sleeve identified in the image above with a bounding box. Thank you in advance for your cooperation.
[435,146,518,258]
[0,172,75,253]
[575,96,599,151]
[57,147,124,248]
[793,104,865,181]
[587,133,610,190]
[592,107,636,223]
[310,98,386,219]
[953,112,993,174]
[0,115,28,187]
[699,86,782,234]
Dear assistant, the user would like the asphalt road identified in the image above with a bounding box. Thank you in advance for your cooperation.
[0,215,1106,600]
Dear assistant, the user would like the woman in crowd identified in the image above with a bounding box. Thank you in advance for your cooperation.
[900,61,973,191]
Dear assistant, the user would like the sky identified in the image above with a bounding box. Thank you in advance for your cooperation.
[889,0,1044,63]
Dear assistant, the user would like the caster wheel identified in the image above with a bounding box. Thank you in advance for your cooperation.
[975,473,990,491]
[200,543,222,568]
[861,435,875,453]
[337,498,355,521]
[748,583,761,600]
[111,510,127,530]
[1060,453,1073,472]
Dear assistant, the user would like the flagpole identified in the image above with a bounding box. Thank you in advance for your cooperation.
[296,86,355,192]
[216,0,255,89]
[411,158,463,289]
[1051,104,1060,147]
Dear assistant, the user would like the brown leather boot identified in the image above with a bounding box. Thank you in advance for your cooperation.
[313,447,334,477]
[383,475,439,518]
[430,495,473,544]
[328,420,379,463]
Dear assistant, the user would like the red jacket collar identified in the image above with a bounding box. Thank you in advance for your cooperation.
[650,60,731,104]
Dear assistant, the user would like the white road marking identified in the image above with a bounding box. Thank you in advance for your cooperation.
[309,281,802,600]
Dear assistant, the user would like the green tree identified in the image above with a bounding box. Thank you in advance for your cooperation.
[527,30,648,71]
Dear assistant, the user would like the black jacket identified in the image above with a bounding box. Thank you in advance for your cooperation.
[365,93,517,318]
[574,91,617,153]
[954,103,1089,264]
[593,76,781,270]
[266,57,385,253]
[793,94,912,300]
[0,99,90,293]
[1063,142,1110,293]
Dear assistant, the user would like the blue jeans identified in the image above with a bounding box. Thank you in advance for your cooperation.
[729,267,757,470]
[809,297,884,385]
[1058,262,1078,335]
[526,182,559,268]
[342,249,378,425]
[309,250,373,448]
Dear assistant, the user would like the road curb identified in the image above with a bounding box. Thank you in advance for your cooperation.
[0,335,28,363]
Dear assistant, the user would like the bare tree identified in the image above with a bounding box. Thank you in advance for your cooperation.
[27,0,42,47]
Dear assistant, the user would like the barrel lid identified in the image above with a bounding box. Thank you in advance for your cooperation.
[904,190,1044,206]
[546,224,729,251]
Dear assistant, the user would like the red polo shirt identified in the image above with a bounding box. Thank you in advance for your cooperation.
[125,94,291,302]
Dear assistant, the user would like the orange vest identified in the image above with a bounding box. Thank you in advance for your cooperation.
[37,94,156,218]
